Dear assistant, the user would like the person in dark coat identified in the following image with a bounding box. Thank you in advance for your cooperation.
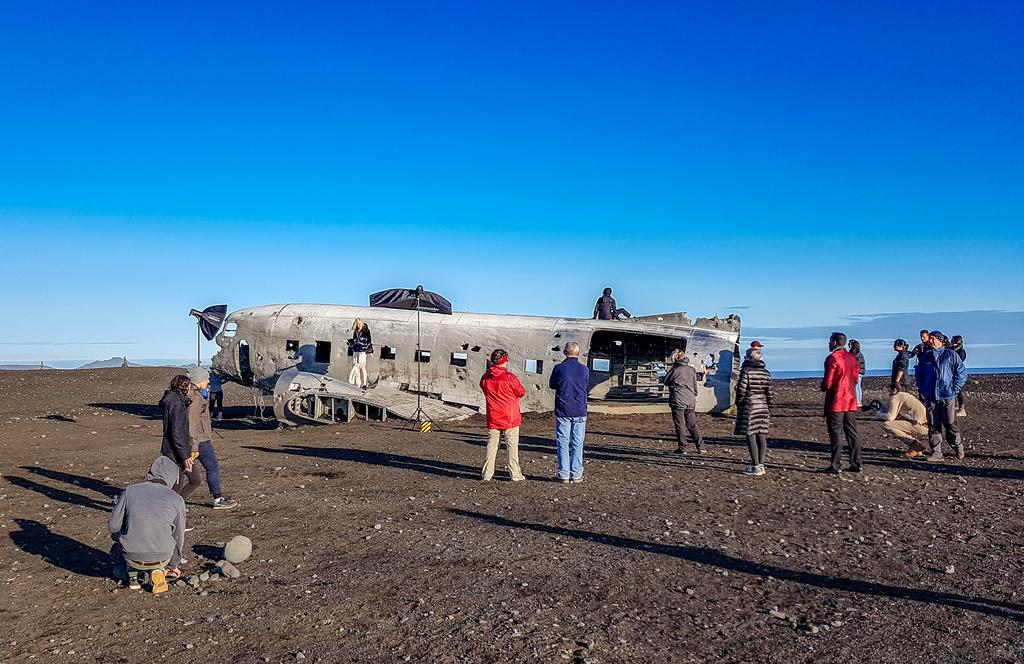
[734,348,773,476]
[593,288,617,320]
[848,339,866,406]
[891,339,911,392]
[662,350,705,454]
[910,329,933,399]
[348,318,373,388]
[160,375,195,476]
[821,331,862,473]
[948,335,967,417]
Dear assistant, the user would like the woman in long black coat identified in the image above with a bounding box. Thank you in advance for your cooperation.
[735,348,774,476]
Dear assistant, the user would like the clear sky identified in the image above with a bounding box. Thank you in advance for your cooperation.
[1,1,1021,370]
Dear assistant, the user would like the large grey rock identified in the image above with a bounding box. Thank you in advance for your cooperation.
[224,536,252,564]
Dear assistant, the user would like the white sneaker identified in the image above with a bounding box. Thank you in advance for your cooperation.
[743,465,758,476]
[755,465,766,476]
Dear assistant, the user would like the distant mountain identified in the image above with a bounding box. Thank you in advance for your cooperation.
[0,363,56,371]
[76,357,140,369]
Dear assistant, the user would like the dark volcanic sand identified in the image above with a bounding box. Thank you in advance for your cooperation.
[0,369,1022,663]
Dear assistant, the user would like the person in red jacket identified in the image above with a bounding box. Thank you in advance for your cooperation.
[479,349,527,482]
[821,331,862,473]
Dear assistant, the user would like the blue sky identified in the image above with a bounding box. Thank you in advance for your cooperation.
[0,1,1020,370]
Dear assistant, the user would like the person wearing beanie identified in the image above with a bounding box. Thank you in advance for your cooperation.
[663,349,705,454]
[478,349,527,482]
[179,366,238,509]
[735,347,774,476]
[917,331,968,461]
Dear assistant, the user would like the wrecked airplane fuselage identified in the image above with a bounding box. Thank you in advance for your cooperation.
[211,304,741,424]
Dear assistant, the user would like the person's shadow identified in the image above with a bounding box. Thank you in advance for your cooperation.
[9,519,111,578]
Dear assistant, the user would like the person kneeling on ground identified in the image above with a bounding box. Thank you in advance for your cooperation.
[479,349,527,482]
[108,457,186,593]
[663,350,705,454]
[735,347,773,476]
[871,384,929,458]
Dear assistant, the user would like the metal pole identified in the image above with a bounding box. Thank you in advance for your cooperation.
[416,293,421,420]
[196,322,201,367]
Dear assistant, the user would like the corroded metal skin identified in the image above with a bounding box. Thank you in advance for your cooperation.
[212,303,740,422]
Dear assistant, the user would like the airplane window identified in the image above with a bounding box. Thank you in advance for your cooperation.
[381,346,397,360]
[592,358,611,372]
[286,340,299,352]
[223,322,237,338]
[451,352,468,367]
[524,359,544,374]
[415,350,431,363]
[315,341,331,363]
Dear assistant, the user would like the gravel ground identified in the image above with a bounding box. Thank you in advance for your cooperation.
[0,368,1022,663]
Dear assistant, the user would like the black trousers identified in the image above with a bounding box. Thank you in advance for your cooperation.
[672,406,704,451]
[927,398,962,455]
[746,434,767,466]
[210,390,224,419]
[826,412,861,471]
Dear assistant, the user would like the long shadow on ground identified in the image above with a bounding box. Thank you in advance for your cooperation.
[9,519,112,578]
[242,445,480,480]
[21,466,121,498]
[450,509,1024,622]
[4,475,112,511]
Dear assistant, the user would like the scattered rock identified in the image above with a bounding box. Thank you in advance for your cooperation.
[199,572,210,582]
[219,561,241,579]
[769,610,788,620]
[225,535,253,564]
[945,564,956,574]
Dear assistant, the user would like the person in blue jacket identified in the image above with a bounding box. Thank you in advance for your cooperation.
[916,331,968,461]
[549,341,590,483]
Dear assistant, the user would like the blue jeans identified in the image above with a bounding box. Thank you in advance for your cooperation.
[555,416,587,479]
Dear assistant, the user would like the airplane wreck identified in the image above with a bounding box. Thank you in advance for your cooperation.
[210,302,741,425]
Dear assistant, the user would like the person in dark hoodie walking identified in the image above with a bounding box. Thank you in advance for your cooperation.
[662,350,705,454]
[735,347,774,476]
[821,331,862,473]
[108,456,186,593]
[549,341,590,483]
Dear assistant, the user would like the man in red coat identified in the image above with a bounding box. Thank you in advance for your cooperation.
[479,349,527,482]
[821,331,862,473]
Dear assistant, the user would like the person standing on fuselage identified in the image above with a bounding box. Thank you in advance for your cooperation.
[549,342,590,483]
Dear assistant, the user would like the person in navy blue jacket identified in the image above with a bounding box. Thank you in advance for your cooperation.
[549,341,590,483]
[917,331,968,461]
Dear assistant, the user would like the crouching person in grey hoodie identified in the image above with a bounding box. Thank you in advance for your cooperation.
[109,457,187,593]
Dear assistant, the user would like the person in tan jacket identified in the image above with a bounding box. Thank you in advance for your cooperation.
[177,367,238,510]
[871,384,929,458]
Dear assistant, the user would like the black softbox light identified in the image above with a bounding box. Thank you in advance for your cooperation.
[369,288,453,315]
[189,305,229,340]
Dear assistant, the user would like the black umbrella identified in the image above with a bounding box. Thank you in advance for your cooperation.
[369,287,453,315]
[368,286,452,429]
[189,305,228,366]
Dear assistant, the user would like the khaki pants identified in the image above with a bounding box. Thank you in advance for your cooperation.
[482,427,525,481]
[884,420,929,449]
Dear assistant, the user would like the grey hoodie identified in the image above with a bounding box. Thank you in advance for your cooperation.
[108,457,186,566]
